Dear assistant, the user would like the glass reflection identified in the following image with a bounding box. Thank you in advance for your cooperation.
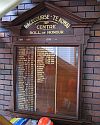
[16,46,79,117]
[56,47,78,116]
[36,46,78,116]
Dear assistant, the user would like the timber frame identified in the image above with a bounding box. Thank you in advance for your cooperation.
[2,1,97,125]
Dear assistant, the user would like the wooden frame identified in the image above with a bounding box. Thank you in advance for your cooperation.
[13,43,80,115]
[3,1,97,125]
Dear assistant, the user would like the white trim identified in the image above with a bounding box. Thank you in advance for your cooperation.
[0,0,22,18]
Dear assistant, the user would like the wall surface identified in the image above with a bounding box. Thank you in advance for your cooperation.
[0,0,100,124]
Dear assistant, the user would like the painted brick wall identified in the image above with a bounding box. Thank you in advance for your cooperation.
[0,0,100,124]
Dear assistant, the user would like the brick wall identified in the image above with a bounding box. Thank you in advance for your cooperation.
[0,0,100,124]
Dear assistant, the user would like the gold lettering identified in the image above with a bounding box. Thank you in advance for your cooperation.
[36,25,56,30]
[58,18,70,28]
[47,30,64,34]
[24,21,32,29]
[52,15,59,22]
[30,31,33,34]
[39,14,49,20]
[30,31,41,34]
[24,14,50,29]
[30,30,64,35]
[24,14,70,30]
[37,25,40,29]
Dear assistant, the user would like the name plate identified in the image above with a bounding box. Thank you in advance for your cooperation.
[21,14,73,35]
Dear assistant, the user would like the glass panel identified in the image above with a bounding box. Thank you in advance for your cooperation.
[16,47,35,111]
[56,47,78,116]
[36,47,56,113]
[15,46,79,117]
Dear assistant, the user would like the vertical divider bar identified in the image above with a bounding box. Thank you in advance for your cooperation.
[35,47,37,111]
[55,47,57,114]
